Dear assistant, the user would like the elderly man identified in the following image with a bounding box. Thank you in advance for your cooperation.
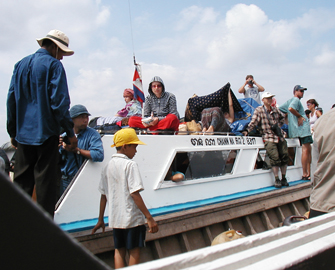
[7,30,77,217]
[279,85,312,180]
[243,92,288,188]
[60,105,104,195]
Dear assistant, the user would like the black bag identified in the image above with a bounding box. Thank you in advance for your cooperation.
[271,123,283,137]
[264,107,283,138]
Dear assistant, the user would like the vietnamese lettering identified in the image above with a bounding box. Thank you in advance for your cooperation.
[191,137,256,146]
[217,137,231,145]
[246,137,256,145]
[191,138,203,146]
[235,137,245,145]
[205,138,215,146]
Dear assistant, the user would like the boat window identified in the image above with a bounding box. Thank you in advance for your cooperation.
[254,149,269,169]
[254,147,296,169]
[287,147,296,166]
[165,150,238,181]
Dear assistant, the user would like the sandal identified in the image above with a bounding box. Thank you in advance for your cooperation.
[302,176,310,180]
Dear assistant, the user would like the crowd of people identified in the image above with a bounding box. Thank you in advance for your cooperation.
[4,29,334,268]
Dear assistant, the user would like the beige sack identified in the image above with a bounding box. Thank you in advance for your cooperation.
[186,120,202,134]
[211,230,245,246]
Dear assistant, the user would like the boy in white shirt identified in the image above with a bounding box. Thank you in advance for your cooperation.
[91,128,158,268]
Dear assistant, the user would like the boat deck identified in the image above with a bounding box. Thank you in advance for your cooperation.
[71,181,311,266]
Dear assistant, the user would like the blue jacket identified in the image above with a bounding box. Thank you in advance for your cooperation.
[60,127,104,177]
[7,48,74,145]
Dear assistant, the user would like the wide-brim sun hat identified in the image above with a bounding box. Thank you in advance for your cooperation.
[111,128,146,147]
[37,29,74,56]
[262,91,275,99]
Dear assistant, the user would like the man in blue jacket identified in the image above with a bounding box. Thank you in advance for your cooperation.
[6,29,78,218]
[60,105,104,195]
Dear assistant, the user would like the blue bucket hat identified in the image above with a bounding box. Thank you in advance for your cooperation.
[70,104,91,118]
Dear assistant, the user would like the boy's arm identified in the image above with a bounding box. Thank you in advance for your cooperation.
[131,191,159,233]
[91,194,107,234]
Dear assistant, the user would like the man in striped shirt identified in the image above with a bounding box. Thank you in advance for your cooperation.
[243,92,289,188]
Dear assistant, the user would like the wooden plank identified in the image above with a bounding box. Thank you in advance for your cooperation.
[260,211,275,230]
[244,216,257,235]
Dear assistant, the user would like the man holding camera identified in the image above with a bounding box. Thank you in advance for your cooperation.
[242,92,289,188]
[59,104,104,195]
[238,75,265,105]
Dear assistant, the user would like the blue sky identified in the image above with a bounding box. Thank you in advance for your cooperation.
[1,0,335,144]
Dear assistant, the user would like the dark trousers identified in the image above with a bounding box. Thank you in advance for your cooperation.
[14,136,60,218]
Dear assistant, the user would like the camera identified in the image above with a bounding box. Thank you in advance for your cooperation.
[62,135,70,145]
[248,80,253,85]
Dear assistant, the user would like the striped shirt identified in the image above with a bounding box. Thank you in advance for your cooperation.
[246,105,286,143]
[143,91,178,121]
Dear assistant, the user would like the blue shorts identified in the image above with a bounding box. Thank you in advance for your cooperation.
[113,225,146,250]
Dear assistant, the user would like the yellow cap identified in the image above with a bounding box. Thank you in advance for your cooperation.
[111,128,146,147]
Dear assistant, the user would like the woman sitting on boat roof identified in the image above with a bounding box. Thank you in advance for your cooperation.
[201,89,235,133]
[128,76,180,131]
[185,83,243,133]
[90,88,142,129]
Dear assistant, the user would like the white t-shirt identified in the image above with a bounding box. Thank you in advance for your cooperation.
[309,111,318,129]
[99,153,145,228]
[244,85,261,105]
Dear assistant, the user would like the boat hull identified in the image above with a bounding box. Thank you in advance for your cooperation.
[55,134,304,231]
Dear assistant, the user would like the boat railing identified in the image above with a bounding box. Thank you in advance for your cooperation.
[97,128,252,136]
[55,159,89,210]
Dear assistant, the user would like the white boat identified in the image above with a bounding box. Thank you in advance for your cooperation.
[54,132,306,233]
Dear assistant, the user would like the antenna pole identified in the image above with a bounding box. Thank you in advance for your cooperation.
[128,0,137,65]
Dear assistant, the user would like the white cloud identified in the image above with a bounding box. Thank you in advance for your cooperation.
[177,5,218,30]
[2,1,335,144]
[295,8,335,34]
[225,4,268,30]
[313,47,335,66]
[95,6,110,26]
[205,4,301,69]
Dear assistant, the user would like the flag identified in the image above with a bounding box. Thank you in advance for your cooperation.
[133,64,145,105]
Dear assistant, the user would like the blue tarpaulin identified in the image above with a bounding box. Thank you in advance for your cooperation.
[231,98,261,135]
